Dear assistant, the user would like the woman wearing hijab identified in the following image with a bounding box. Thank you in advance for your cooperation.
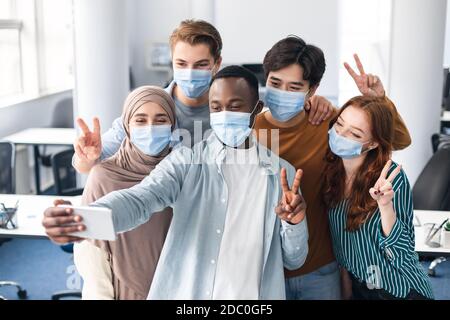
[73,86,177,300]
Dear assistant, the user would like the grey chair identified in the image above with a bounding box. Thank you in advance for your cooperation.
[50,148,82,300]
[0,141,28,299]
[413,147,450,276]
[39,97,74,171]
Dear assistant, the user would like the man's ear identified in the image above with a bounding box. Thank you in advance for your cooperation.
[255,100,264,114]
[212,57,222,75]
[308,84,319,98]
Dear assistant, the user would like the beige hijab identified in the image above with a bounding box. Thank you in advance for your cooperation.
[81,86,176,299]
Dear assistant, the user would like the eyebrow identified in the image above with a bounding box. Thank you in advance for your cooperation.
[269,76,303,86]
[194,59,210,64]
[338,116,365,134]
[133,113,168,118]
[175,58,210,64]
[210,97,245,104]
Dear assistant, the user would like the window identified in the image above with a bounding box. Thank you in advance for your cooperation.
[0,0,74,105]
[338,0,392,105]
[0,1,22,98]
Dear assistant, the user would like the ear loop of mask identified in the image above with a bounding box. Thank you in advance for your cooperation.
[249,100,261,130]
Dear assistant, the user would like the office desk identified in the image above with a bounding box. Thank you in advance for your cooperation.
[414,210,450,257]
[0,194,81,239]
[2,128,76,194]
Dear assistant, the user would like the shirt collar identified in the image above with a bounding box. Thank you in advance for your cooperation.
[207,131,279,175]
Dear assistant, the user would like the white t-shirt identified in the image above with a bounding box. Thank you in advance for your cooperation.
[212,143,268,299]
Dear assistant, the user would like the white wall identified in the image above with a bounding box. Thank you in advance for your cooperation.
[214,0,340,100]
[0,90,73,193]
[0,91,72,138]
[389,0,447,184]
[445,0,450,67]
[128,0,192,87]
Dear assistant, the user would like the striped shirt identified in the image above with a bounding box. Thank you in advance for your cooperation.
[328,162,434,299]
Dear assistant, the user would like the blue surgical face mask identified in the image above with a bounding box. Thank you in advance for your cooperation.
[210,104,258,147]
[130,124,172,156]
[264,86,308,122]
[328,126,371,159]
[173,68,212,99]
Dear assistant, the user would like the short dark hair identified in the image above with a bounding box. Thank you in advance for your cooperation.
[263,36,326,88]
[211,65,259,103]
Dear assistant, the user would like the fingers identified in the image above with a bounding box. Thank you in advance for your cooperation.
[311,101,327,126]
[368,73,375,88]
[45,224,85,236]
[354,53,365,75]
[322,102,334,122]
[387,164,402,183]
[76,117,91,136]
[380,160,392,180]
[53,199,72,206]
[280,168,290,193]
[291,169,303,195]
[288,194,303,210]
[43,207,82,224]
[48,236,85,245]
[344,62,358,80]
[379,182,393,193]
[74,143,87,160]
[369,187,379,200]
[304,99,311,111]
[93,117,101,136]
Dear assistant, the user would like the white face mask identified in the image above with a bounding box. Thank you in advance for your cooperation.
[130,124,172,156]
[209,102,258,147]
[328,126,372,159]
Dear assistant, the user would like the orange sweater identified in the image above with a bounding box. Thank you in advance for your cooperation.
[254,97,411,276]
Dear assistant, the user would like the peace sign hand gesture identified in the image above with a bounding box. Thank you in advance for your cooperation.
[369,160,402,207]
[275,168,307,225]
[344,54,385,98]
[74,117,102,162]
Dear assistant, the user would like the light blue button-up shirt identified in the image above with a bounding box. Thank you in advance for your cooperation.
[92,133,309,299]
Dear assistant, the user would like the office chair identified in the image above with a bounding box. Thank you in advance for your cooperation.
[413,147,450,276]
[443,68,449,110]
[49,148,83,299]
[432,133,450,153]
[51,149,84,196]
[39,97,74,174]
[0,142,28,300]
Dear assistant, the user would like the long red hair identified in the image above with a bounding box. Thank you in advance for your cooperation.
[323,96,395,231]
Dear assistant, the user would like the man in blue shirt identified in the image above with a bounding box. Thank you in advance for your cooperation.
[42,66,309,299]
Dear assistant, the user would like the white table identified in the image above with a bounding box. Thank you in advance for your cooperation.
[2,128,76,194]
[0,194,81,239]
[414,210,450,256]
[441,111,450,122]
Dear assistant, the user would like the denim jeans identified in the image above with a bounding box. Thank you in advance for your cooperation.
[285,261,341,300]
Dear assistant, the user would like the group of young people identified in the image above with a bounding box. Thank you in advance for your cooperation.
[41,19,433,300]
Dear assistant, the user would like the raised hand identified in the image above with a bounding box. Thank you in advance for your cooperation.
[369,160,402,207]
[74,117,102,162]
[344,54,385,98]
[304,95,334,125]
[275,168,307,224]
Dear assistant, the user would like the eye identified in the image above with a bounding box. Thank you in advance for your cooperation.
[270,81,280,88]
[336,121,342,127]
[290,86,301,91]
[352,132,362,139]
